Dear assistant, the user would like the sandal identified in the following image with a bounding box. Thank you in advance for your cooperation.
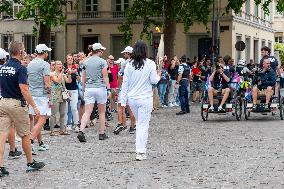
[50,131,58,136]
[59,131,70,135]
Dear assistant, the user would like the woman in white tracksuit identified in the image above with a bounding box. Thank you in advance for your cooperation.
[120,41,160,161]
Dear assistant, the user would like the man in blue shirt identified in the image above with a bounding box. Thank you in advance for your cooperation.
[176,57,191,115]
[0,41,45,177]
[259,46,280,76]
[252,57,277,111]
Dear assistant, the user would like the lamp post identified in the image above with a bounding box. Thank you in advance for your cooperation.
[212,0,220,64]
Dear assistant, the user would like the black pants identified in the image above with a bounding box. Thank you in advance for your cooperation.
[179,79,190,112]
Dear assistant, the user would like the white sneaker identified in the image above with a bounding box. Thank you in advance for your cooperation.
[75,126,80,133]
[208,106,214,111]
[39,143,49,151]
[173,103,179,107]
[136,153,147,161]
[168,103,174,108]
[66,125,73,131]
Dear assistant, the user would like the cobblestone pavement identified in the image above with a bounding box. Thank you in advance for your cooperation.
[1,104,284,189]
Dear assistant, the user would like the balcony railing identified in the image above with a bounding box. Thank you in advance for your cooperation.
[235,11,272,28]
[81,11,100,19]
[68,11,127,20]
[112,11,126,18]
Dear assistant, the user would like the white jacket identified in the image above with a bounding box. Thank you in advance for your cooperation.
[120,58,160,106]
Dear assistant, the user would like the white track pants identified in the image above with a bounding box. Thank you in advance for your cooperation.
[128,97,153,154]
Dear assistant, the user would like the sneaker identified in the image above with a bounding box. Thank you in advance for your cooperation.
[77,131,87,143]
[0,167,9,177]
[99,133,109,140]
[54,124,60,129]
[8,148,22,160]
[208,106,214,112]
[136,153,147,161]
[26,160,45,172]
[66,125,73,131]
[252,104,257,111]
[218,106,225,112]
[38,143,49,151]
[168,103,174,108]
[74,126,80,133]
[176,111,187,115]
[162,105,168,108]
[129,126,136,134]
[31,144,37,155]
[173,103,179,107]
[113,124,125,135]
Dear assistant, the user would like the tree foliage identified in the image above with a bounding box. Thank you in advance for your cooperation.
[0,0,71,43]
[275,43,284,64]
[118,0,213,44]
[119,0,284,59]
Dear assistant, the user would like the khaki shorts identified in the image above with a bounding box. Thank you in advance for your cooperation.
[0,98,30,137]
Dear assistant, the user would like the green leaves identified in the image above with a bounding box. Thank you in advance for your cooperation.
[275,43,284,63]
[0,0,70,29]
[119,0,284,45]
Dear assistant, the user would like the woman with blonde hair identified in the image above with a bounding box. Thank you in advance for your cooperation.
[50,61,72,135]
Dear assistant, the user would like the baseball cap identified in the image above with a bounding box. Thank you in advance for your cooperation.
[238,59,246,66]
[92,43,106,51]
[114,58,125,64]
[121,46,133,54]
[0,48,9,59]
[35,44,52,53]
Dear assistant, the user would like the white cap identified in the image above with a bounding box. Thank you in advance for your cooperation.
[121,46,133,54]
[35,44,52,53]
[238,59,246,66]
[0,48,9,59]
[114,58,125,64]
[92,43,106,51]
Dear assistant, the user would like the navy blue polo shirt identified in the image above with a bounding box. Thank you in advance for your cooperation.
[259,56,279,73]
[0,58,27,99]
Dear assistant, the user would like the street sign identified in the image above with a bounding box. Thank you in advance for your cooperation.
[235,41,246,51]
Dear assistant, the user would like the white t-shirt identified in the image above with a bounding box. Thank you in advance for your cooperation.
[120,58,160,106]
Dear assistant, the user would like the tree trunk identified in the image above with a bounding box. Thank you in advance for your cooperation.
[38,23,51,45]
[163,20,176,61]
[163,0,176,61]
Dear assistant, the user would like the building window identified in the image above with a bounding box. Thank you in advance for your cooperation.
[254,39,259,63]
[23,35,36,55]
[13,3,24,18]
[113,0,129,17]
[245,37,251,63]
[50,33,56,60]
[254,4,259,22]
[261,40,266,48]
[245,0,251,19]
[268,41,272,50]
[2,35,13,51]
[111,35,124,59]
[115,0,129,11]
[84,0,98,12]
[275,36,283,43]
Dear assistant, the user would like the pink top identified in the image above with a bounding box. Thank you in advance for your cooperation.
[109,64,119,88]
